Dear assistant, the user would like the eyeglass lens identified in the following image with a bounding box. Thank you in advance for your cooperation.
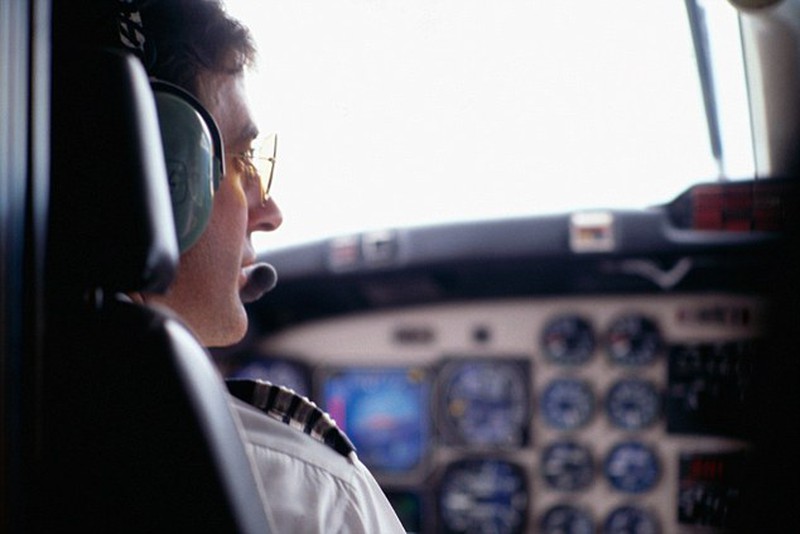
[254,133,276,200]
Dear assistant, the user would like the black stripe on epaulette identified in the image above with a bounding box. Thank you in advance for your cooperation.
[226,378,356,458]
[304,407,323,435]
[285,394,301,424]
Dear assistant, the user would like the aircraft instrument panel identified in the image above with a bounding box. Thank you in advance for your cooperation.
[231,294,762,533]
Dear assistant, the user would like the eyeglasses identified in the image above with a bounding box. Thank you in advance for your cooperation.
[227,133,277,205]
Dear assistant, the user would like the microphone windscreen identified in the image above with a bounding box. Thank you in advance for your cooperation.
[240,263,278,303]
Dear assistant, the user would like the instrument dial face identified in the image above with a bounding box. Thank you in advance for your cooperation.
[541,315,595,365]
[606,379,661,430]
[603,505,660,534]
[604,441,661,493]
[541,441,594,491]
[540,504,594,534]
[541,379,595,430]
[439,359,530,446]
[606,315,662,366]
[438,458,528,534]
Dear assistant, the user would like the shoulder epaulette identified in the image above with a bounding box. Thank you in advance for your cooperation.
[226,378,356,458]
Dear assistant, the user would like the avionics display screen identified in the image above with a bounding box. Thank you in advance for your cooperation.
[322,367,430,473]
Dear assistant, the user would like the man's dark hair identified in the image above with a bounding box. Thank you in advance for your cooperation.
[138,0,256,95]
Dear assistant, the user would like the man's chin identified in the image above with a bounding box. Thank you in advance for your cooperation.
[198,301,248,349]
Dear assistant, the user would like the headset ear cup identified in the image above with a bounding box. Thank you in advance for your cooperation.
[152,84,220,252]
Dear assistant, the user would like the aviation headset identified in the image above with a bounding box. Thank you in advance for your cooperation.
[150,80,225,252]
[117,2,225,252]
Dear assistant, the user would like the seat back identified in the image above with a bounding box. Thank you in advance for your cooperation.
[40,47,271,532]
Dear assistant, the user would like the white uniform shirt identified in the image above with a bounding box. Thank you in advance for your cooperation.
[233,397,407,533]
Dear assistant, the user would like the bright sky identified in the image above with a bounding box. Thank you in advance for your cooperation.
[224,0,751,252]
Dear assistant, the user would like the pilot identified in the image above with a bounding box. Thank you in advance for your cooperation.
[122,0,405,531]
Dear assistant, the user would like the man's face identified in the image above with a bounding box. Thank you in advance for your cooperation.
[150,71,282,347]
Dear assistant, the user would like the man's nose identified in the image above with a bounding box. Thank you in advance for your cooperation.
[250,195,283,232]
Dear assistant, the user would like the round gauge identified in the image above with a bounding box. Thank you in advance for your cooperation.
[230,357,310,397]
[541,441,594,491]
[541,379,595,430]
[606,379,661,430]
[540,504,594,534]
[438,458,528,534]
[541,315,595,365]
[603,505,660,534]
[606,315,662,366]
[604,441,660,493]
[439,360,530,446]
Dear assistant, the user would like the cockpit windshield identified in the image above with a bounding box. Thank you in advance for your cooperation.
[225,0,753,251]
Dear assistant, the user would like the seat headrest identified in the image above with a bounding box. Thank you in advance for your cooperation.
[49,49,178,295]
